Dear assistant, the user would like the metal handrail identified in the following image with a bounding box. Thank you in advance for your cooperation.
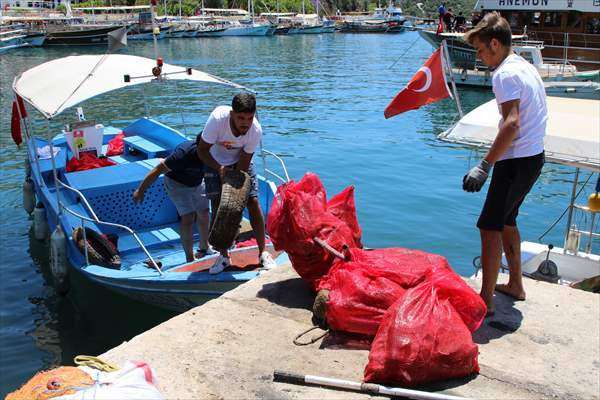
[60,203,163,275]
[55,176,161,274]
[261,149,290,183]
[56,178,100,221]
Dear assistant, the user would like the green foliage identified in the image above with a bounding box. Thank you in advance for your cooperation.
[56,3,68,14]
[399,0,477,19]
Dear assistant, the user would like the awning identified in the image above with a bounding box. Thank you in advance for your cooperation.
[439,96,600,172]
[13,54,250,119]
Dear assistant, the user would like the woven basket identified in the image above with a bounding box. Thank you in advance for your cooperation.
[209,169,251,251]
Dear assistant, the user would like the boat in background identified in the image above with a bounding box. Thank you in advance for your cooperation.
[439,96,600,288]
[450,42,599,89]
[474,0,600,71]
[44,24,125,45]
[0,28,29,52]
[544,81,600,100]
[220,20,272,36]
[13,55,289,312]
[421,0,600,71]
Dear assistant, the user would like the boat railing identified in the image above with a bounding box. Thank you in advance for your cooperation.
[260,149,290,184]
[55,177,163,275]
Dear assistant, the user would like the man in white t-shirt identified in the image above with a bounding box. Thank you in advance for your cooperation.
[463,12,546,315]
[197,93,277,274]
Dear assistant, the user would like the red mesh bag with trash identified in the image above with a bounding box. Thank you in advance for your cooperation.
[318,247,486,337]
[364,281,480,387]
[267,173,362,290]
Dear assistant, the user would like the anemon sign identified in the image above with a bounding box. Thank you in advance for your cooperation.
[474,0,600,12]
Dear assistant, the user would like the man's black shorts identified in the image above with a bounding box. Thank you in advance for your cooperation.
[477,152,544,231]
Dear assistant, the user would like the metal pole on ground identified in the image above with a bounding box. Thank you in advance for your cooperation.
[273,371,471,400]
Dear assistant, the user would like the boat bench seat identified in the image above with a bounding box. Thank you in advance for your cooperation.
[123,136,169,159]
[64,159,179,235]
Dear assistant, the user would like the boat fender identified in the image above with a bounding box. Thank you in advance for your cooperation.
[33,202,48,240]
[588,176,600,212]
[460,68,467,81]
[51,225,69,294]
[23,178,35,215]
[72,227,121,269]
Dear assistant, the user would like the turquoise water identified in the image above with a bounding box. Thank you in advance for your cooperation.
[0,32,596,395]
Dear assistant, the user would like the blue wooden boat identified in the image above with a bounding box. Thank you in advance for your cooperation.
[13,54,289,312]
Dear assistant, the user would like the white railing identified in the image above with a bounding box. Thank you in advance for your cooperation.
[261,149,291,183]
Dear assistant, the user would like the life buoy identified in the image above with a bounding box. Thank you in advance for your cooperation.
[72,227,121,269]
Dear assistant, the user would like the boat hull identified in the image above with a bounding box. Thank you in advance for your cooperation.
[43,26,122,46]
[221,25,271,36]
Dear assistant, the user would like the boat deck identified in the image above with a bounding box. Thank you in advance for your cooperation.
[100,265,599,399]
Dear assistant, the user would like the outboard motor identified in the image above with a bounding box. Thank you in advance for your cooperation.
[23,178,35,215]
[50,225,69,294]
[531,244,560,283]
[33,202,48,240]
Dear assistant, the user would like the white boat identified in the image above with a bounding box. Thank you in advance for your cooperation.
[450,43,594,88]
[439,96,600,288]
[220,21,272,36]
[544,81,600,100]
[13,54,288,311]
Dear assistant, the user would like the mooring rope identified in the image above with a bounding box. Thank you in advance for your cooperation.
[389,34,423,70]
[293,326,328,346]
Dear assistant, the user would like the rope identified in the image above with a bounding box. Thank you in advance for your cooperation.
[388,35,422,70]
[538,171,594,241]
[293,326,328,346]
[74,355,120,372]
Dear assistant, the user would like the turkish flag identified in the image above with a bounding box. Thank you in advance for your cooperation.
[384,48,451,119]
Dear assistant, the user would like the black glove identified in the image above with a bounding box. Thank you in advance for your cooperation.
[463,159,491,192]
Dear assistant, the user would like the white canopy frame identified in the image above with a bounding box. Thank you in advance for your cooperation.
[12,54,253,120]
[12,54,255,273]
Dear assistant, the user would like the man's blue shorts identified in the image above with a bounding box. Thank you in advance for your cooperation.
[204,163,259,201]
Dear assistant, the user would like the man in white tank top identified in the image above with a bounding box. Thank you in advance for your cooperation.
[463,12,547,316]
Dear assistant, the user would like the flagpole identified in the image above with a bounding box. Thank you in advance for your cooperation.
[441,40,464,118]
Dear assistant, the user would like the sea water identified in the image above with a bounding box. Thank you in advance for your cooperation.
[0,32,596,395]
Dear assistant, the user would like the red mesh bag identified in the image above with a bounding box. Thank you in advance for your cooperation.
[267,173,362,290]
[426,266,487,332]
[318,248,457,336]
[106,131,125,156]
[364,281,480,387]
[327,186,362,245]
[323,264,406,336]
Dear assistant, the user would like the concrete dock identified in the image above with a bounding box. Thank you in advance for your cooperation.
[101,263,600,399]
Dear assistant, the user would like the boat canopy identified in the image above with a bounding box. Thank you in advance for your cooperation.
[439,96,600,172]
[13,54,248,119]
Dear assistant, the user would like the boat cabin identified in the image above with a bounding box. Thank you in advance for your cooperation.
[474,0,600,70]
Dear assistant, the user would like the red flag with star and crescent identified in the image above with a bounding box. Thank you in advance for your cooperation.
[384,48,452,119]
